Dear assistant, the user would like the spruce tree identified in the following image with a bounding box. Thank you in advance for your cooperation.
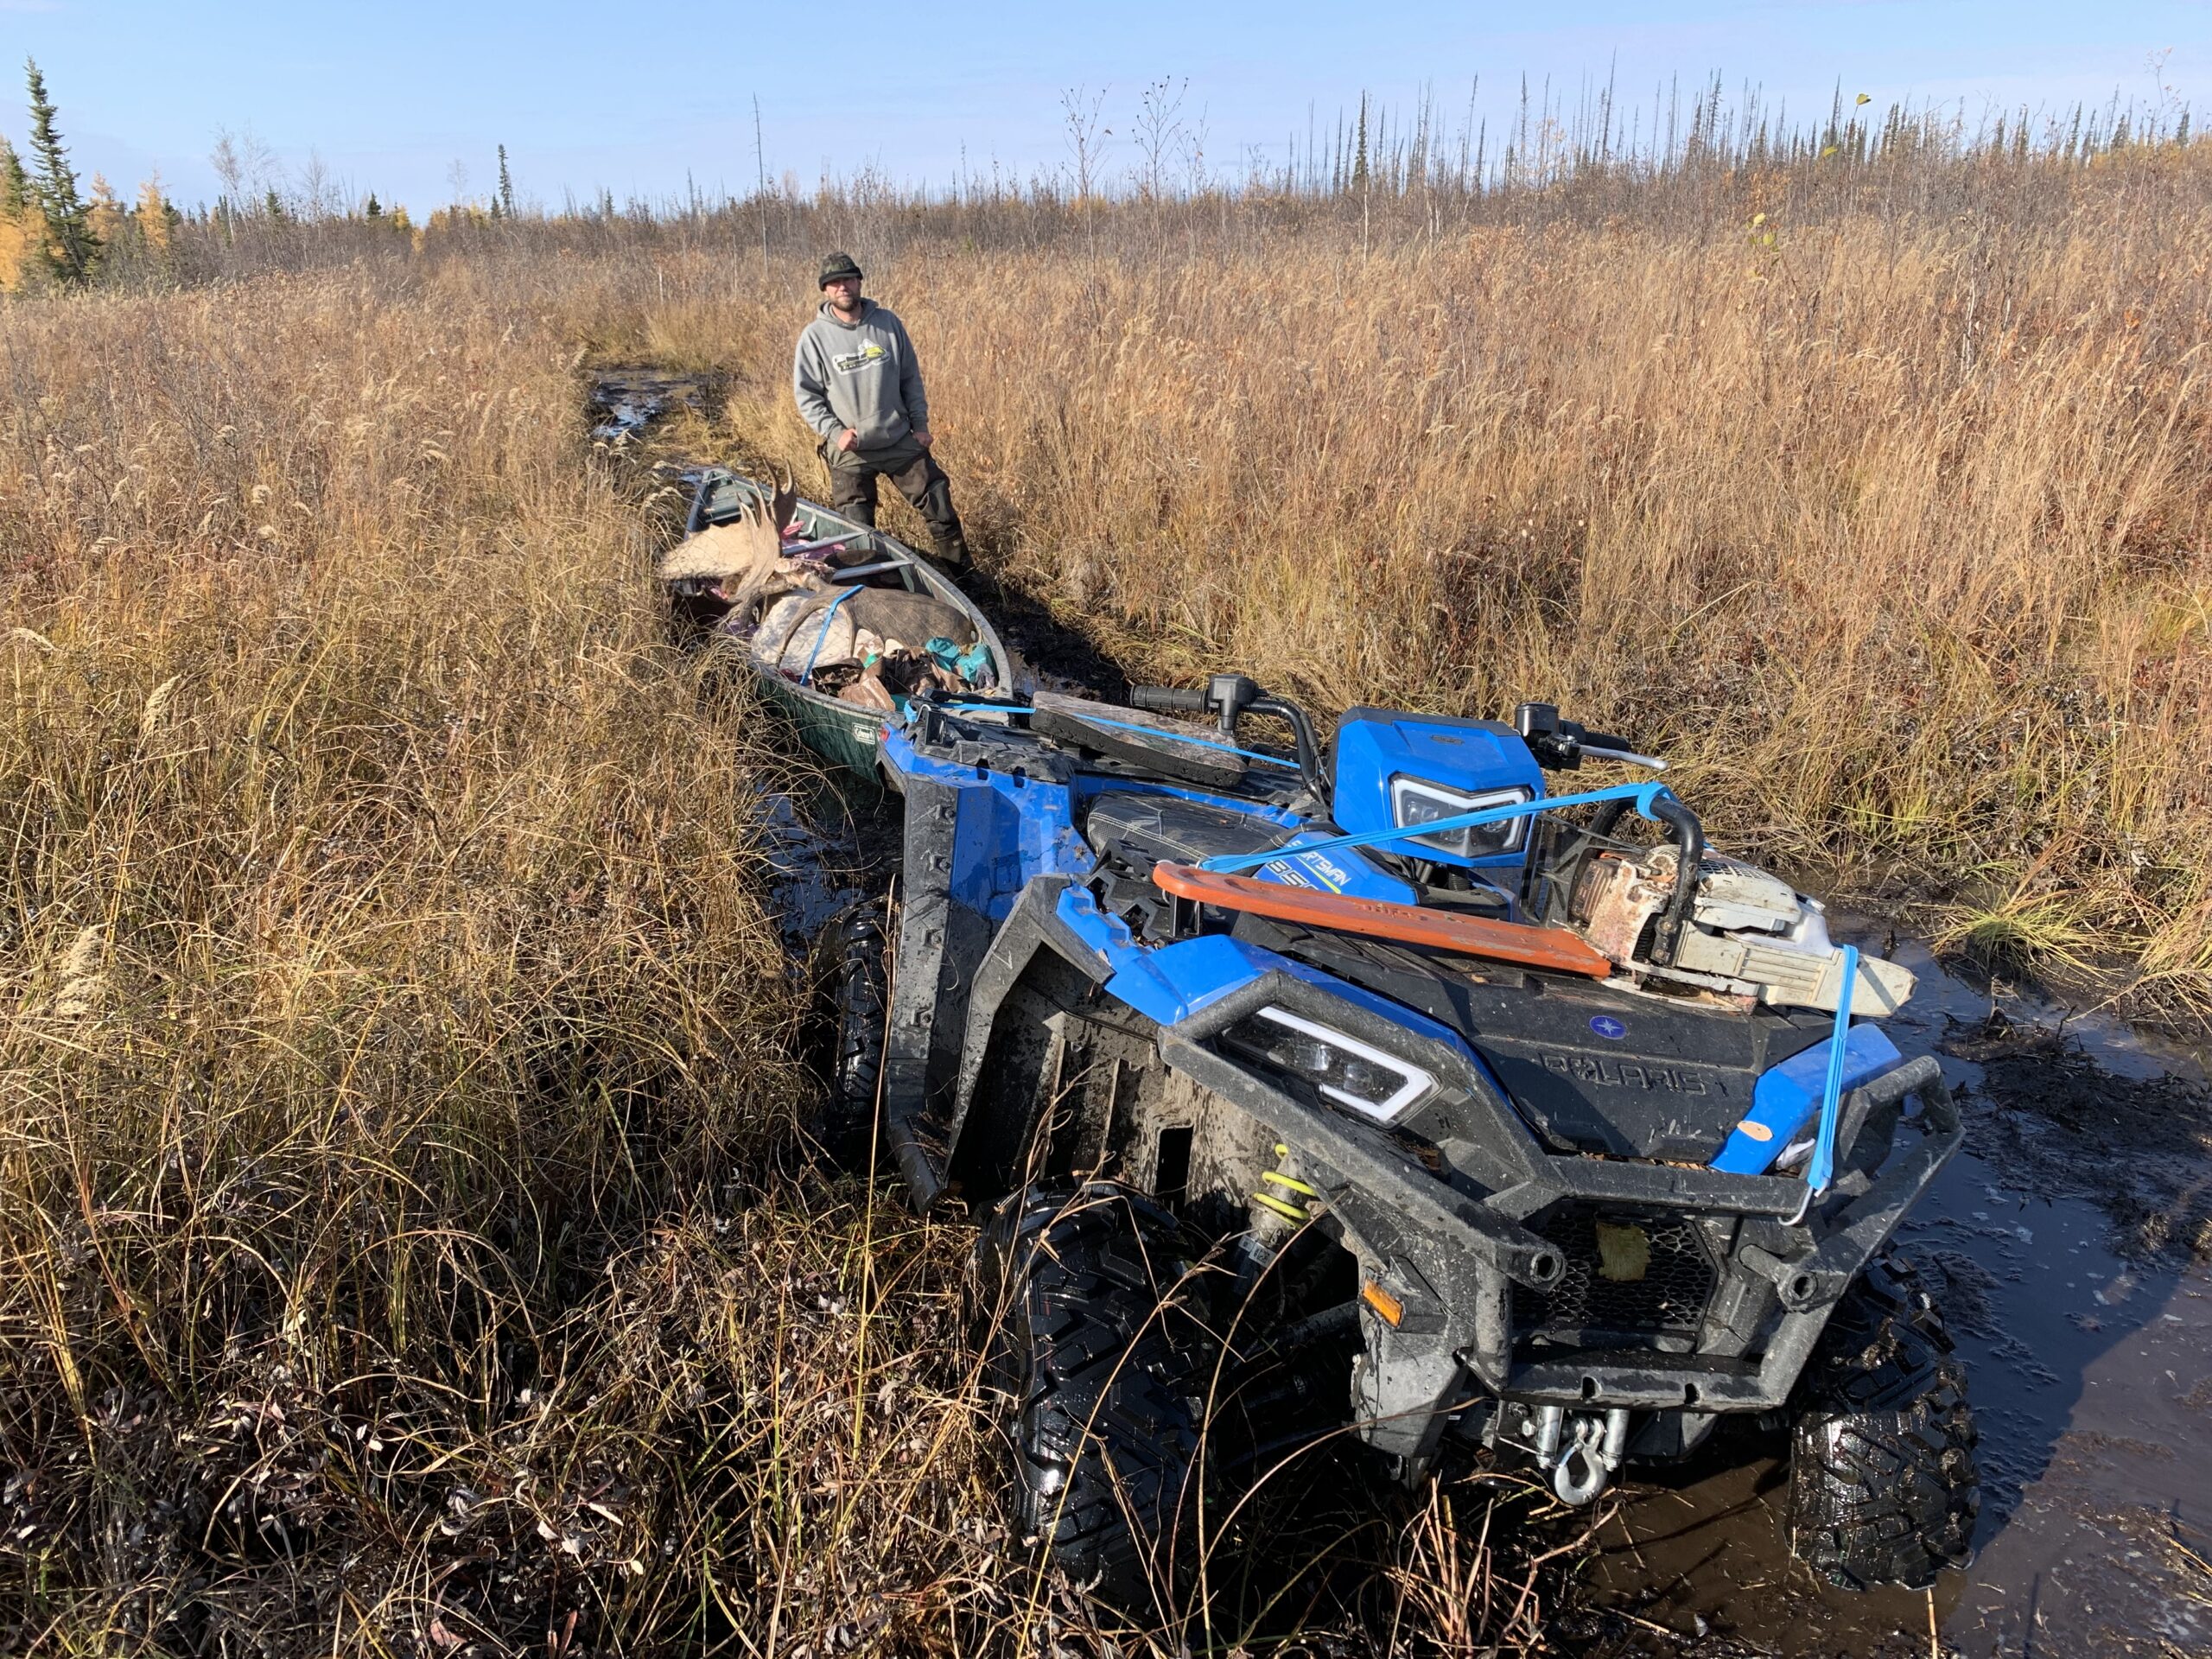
[0,136,33,291]
[364,193,383,219]
[23,58,95,283]
[497,145,515,217]
[0,135,29,218]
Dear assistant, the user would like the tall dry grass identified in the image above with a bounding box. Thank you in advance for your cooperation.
[0,268,976,1653]
[8,130,2209,1656]
[626,154,2211,1018]
[0,266,1557,1654]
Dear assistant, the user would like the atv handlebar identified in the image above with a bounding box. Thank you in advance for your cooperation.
[1129,678,1330,807]
[1129,685,1209,715]
[1513,702,1664,772]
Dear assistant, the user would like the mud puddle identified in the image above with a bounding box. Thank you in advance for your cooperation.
[1588,933,2212,1657]
[586,365,716,443]
[754,786,899,947]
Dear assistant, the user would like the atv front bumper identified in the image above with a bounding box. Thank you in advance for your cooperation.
[1156,972,1962,1468]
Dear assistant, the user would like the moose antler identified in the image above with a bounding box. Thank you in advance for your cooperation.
[657,482,783,582]
[766,465,798,537]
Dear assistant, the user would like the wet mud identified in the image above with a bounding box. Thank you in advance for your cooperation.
[596,369,2212,1659]
[1587,938,2212,1658]
[584,365,717,443]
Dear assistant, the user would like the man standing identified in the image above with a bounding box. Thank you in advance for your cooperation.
[793,252,971,572]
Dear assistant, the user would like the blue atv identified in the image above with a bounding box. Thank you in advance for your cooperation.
[808,675,1978,1611]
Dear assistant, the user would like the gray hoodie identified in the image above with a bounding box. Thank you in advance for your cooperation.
[792,299,930,449]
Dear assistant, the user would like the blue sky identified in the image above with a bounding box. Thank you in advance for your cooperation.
[2,2,2205,212]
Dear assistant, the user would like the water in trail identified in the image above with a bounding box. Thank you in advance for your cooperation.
[1587,931,2212,1657]
[585,366,715,442]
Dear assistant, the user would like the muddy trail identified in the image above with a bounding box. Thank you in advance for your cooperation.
[1584,943,2212,1658]
[591,372,2212,1658]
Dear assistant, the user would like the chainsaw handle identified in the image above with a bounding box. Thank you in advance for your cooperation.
[1646,794,1706,968]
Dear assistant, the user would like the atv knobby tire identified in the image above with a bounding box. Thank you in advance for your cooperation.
[800,902,888,1166]
[969,1184,1217,1617]
[1787,1254,1980,1589]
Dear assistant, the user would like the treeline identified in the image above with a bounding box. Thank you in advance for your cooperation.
[4,60,2209,294]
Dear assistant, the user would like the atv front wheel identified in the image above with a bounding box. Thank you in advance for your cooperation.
[968,1184,1218,1618]
[1787,1253,1980,1589]
[799,901,889,1166]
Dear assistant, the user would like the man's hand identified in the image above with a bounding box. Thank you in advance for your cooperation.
[912,429,932,449]
[834,429,859,454]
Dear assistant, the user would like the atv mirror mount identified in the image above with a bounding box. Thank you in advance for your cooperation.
[1205,673,1263,735]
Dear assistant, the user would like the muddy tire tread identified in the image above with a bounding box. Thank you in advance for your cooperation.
[969,1184,1216,1613]
[803,903,887,1166]
[1788,1254,1980,1591]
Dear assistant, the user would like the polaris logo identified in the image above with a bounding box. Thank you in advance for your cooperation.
[1536,1052,1728,1096]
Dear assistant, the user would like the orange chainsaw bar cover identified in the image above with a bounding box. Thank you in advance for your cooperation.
[1151,861,1614,979]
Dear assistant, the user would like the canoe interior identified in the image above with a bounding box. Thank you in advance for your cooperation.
[681,467,1014,780]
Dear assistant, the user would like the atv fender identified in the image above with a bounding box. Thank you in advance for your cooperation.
[874,732,1096,1209]
[935,876,1117,1197]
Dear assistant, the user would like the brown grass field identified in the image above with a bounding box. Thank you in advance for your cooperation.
[3,130,2209,1654]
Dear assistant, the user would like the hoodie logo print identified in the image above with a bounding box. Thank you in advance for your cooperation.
[832,341,889,375]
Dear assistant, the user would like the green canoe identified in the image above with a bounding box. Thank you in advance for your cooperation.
[673,467,1014,782]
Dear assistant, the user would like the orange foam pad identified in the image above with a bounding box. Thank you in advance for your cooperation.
[1151,861,1614,979]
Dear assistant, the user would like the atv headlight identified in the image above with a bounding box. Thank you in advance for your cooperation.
[1390,779,1533,859]
[1217,1006,1435,1122]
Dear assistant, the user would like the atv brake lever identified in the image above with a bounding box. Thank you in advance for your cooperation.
[1578,743,1668,771]
[1513,703,1664,772]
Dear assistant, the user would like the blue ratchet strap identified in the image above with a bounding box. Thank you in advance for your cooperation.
[1198,780,1679,874]
[1802,944,1859,1203]
[797,586,861,688]
[925,704,1303,770]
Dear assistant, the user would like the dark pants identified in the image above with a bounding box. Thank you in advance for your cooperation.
[823,434,970,570]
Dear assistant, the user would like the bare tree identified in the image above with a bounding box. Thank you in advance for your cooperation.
[298,149,340,219]
[1132,77,1187,205]
[753,95,769,276]
[209,129,244,201]
[1060,84,1108,270]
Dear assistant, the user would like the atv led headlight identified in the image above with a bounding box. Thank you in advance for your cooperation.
[1217,1005,1435,1122]
[1390,779,1534,859]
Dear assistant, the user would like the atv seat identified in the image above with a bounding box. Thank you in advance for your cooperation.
[1084,791,1295,869]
